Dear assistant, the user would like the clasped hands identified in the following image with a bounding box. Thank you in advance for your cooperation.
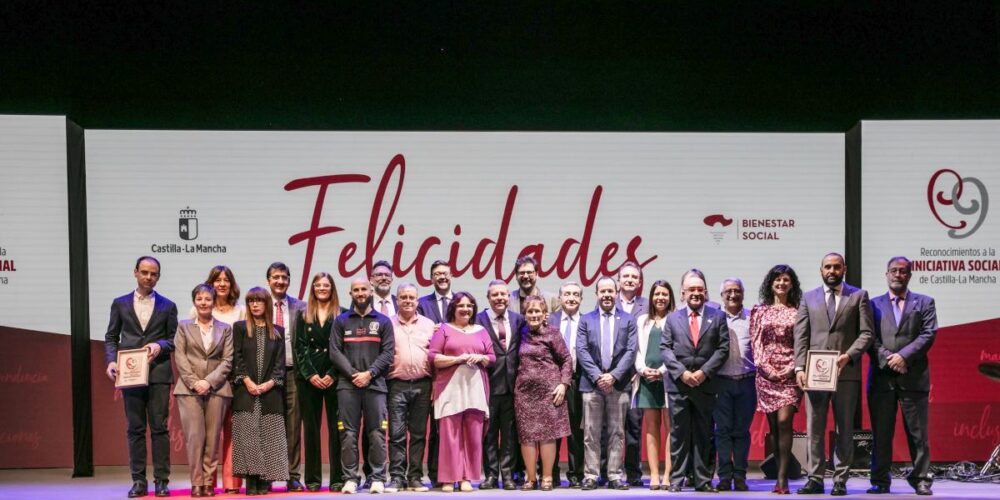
[457,353,490,367]
[244,377,275,396]
[680,369,707,387]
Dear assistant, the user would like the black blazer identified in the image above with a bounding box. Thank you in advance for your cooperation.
[293,307,348,380]
[104,291,178,384]
[417,292,448,324]
[660,305,730,395]
[231,320,285,414]
[868,291,937,392]
[474,309,526,396]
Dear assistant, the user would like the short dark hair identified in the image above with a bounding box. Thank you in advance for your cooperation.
[445,291,479,323]
[759,264,803,308]
[514,256,538,273]
[886,256,912,271]
[135,256,161,272]
[373,260,393,272]
[823,252,846,265]
[430,259,450,274]
[191,283,216,302]
[594,276,618,293]
[266,261,290,279]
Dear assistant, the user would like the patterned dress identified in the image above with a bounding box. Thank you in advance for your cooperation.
[514,326,572,443]
[749,304,802,414]
[232,325,289,481]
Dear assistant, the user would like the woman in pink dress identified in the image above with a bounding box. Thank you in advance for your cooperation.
[750,264,804,495]
[428,292,495,493]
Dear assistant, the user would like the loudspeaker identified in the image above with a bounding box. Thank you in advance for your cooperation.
[829,430,873,471]
[761,432,806,479]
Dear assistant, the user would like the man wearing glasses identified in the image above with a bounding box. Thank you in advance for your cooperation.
[509,256,560,316]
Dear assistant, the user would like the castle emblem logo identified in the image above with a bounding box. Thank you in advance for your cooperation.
[179,207,198,241]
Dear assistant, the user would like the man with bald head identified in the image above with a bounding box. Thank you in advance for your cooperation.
[330,277,396,494]
[793,253,873,496]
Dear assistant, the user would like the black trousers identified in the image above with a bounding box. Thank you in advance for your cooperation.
[554,375,585,482]
[123,383,171,483]
[388,378,432,482]
[298,379,342,487]
[427,419,440,483]
[483,393,518,481]
[624,407,644,481]
[668,390,716,489]
[869,388,932,488]
[338,387,388,483]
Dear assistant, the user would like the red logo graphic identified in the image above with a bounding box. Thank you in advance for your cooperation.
[703,214,733,227]
[125,358,137,370]
[928,169,989,239]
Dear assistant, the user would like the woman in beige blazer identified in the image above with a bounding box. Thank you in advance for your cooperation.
[174,284,234,497]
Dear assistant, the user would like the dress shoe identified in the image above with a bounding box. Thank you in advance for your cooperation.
[501,477,517,490]
[796,480,824,494]
[568,477,583,489]
[305,483,321,492]
[224,488,240,494]
[287,479,304,492]
[128,482,148,498]
[734,478,749,491]
[154,480,170,497]
[866,484,890,494]
[915,484,933,496]
[629,477,645,487]
[608,479,629,490]
[479,477,498,490]
[667,484,684,493]
[830,482,848,496]
[716,479,732,491]
[407,479,430,492]
[330,482,345,492]
[596,477,608,487]
[695,484,719,493]
[581,478,597,490]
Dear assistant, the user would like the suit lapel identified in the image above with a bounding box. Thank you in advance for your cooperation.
[897,294,916,330]
[207,321,224,356]
[126,294,144,333]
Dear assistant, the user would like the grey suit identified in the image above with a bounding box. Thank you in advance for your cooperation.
[173,319,234,488]
[867,291,936,489]
[278,295,306,482]
[793,283,873,484]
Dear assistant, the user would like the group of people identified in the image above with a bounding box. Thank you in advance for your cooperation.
[104,252,937,497]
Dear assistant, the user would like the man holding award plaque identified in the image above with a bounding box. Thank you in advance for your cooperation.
[793,253,873,496]
[104,256,179,498]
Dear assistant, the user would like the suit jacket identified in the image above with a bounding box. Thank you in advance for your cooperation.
[659,306,730,394]
[231,320,286,414]
[417,292,450,324]
[548,310,582,373]
[510,288,561,316]
[868,291,937,392]
[294,307,347,380]
[373,293,399,314]
[173,319,234,397]
[475,309,526,396]
[281,295,305,366]
[104,291,178,384]
[616,295,650,319]
[576,308,638,393]
[794,283,874,381]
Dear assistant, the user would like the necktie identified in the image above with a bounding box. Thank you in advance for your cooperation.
[689,310,699,346]
[827,288,837,324]
[440,296,449,321]
[601,312,612,370]
[563,317,573,348]
[892,297,903,326]
[497,315,507,350]
[380,299,389,315]
[275,301,284,328]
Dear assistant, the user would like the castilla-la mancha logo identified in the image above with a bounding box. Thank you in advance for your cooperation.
[703,214,733,244]
[927,169,989,239]
[179,207,198,240]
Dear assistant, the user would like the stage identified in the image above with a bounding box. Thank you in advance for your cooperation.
[0,467,995,500]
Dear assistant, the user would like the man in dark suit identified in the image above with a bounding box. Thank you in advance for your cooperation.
[548,282,585,488]
[415,259,453,485]
[867,256,936,496]
[660,272,730,493]
[371,259,399,317]
[104,256,178,498]
[577,277,638,491]
[416,259,453,325]
[475,280,527,490]
[614,261,647,486]
[794,252,874,496]
[267,262,307,492]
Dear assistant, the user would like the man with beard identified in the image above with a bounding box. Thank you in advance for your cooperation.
[614,262,648,487]
[547,282,586,488]
[415,259,453,486]
[475,280,527,490]
[371,260,398,317]
[509,256,560,315]
[660,272,730,493]
[329,278,395,494]
[794,253,873,496]
[577,277,638,491]
[866,256,936,496]
[267,262,307,492]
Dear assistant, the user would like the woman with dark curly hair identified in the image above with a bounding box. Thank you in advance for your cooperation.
[750,264,804,494]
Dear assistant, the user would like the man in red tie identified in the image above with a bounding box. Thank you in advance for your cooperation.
[267,262,307,492]
[659,270,730,493]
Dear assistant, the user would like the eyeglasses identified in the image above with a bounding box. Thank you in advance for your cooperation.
[887,268,911,276]
[722,289,743,296]
[371,272,392,278]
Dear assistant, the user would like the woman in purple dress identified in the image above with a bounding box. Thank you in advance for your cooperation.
[750,264,804,495]
[514,295,572,491]
[428,292,495,493]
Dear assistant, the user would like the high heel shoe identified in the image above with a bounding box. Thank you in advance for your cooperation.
[540,478,553,491]
[521,480,536,491]
[772,481,790,494]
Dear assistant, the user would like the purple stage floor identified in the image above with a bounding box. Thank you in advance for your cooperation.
[0,467,996,500]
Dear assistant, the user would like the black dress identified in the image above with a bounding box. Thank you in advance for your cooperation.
[232,322,289,481]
